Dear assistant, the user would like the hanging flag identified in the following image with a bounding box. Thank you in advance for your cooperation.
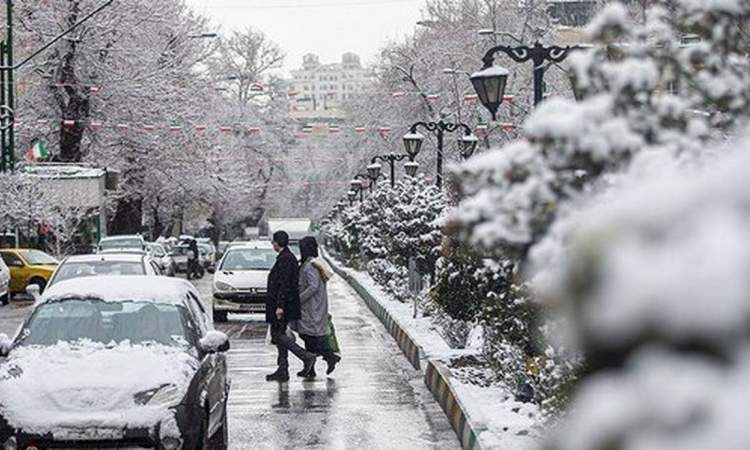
[194,124,207,132]
[62,119,75,128]
[426,94,441,101]
[25,140,49,163]
[354,127,366,133]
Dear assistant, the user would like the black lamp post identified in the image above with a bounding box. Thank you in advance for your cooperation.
[471,41,582,118]
[370,153,410,188]
[350,173,369,200]
[346,190,357,206]
[403,121,478,188]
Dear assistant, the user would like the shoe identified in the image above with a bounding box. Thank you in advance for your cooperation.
[265,370,290,382]
[297,368,316,379]
[325,355,341,375]
[299,354,316,378]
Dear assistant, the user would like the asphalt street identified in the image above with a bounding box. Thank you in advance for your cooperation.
[0,274,459,449]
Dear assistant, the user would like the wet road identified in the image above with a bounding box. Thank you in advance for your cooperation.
[0,276,458,449]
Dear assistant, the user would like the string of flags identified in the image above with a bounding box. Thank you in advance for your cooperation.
[13,119,517,135]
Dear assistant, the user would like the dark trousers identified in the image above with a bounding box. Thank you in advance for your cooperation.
[271,321,313,372]
[300,334,336,361]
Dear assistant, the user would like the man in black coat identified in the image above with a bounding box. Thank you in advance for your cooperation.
[265,230,316,381]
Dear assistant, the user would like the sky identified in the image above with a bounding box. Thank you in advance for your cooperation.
[184,0,425,74]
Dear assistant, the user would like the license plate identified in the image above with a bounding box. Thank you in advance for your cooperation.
[53,428,124,441]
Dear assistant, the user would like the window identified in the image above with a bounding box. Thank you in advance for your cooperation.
[1,253,22,267]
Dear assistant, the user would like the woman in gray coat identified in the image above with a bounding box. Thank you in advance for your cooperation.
[297,236,340,377]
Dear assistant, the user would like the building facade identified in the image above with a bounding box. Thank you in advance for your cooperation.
[289,52,373,119]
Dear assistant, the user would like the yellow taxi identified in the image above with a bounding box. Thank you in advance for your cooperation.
[0,249,58,295]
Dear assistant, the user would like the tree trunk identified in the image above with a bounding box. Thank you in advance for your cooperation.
[110,197,143,235]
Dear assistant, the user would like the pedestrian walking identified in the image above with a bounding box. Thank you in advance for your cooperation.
[297,236,341,377]
[265,230,316,382]
[186,238,200,280]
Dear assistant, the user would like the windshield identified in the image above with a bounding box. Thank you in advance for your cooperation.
[19,299,192,348]
[99,238,143,250]
[289,243,301,258]
[52,260,145,285]
[22,250,58,266]
[221,248,276,271]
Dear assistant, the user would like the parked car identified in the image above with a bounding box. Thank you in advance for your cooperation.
[212,241,275,322]
[97,235,146,253]
[48,253,162,287]
[147,242,176,276]
[0,276,230,449]
[0,249,58,295]
[169,245,189,273]
[0,258,9,305]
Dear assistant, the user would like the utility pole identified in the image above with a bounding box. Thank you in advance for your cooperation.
[0,0,15,173]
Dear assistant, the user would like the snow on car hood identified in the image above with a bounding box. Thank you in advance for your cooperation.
[0,341,199,435]
[215,269,269,289]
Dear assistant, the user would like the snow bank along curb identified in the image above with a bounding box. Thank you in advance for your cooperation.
[426,360,485,450]
[324,253,486,450]
[324,254,423,370]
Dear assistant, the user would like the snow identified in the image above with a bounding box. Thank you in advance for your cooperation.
[546,136,750,345]
[42,276,195,307]
[554,348,750,450]
[470,66,510,78]
[585,3,629,39]
[452,379,540,450]
[200,330,229,351]
[403,132,425,141]
[0,341,198,435]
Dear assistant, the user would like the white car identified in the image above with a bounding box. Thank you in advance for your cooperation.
[212,241,276,322]
[97,235,146,253]
[0,257,9,305]
[147,242,175,276]
[48,253,162,287]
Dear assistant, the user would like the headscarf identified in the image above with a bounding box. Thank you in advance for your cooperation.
[299,236,319,265]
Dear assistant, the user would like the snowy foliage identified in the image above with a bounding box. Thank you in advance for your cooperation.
[325,175,447,278]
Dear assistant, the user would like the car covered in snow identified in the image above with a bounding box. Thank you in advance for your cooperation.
[0,276,230,449]
[47,253,163,287]
[212,241,276,322]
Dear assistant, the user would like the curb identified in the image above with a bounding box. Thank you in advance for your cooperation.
[425,360,486,450]
[324,254,423,371]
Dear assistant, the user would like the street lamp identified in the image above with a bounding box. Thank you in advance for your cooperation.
[371,153,410,188]
[403,132,425,161]
[403,121,478,188]
[473,41,583,114]
[404,161,419,178]
[470,66,510,121]
[346,190,357,205]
